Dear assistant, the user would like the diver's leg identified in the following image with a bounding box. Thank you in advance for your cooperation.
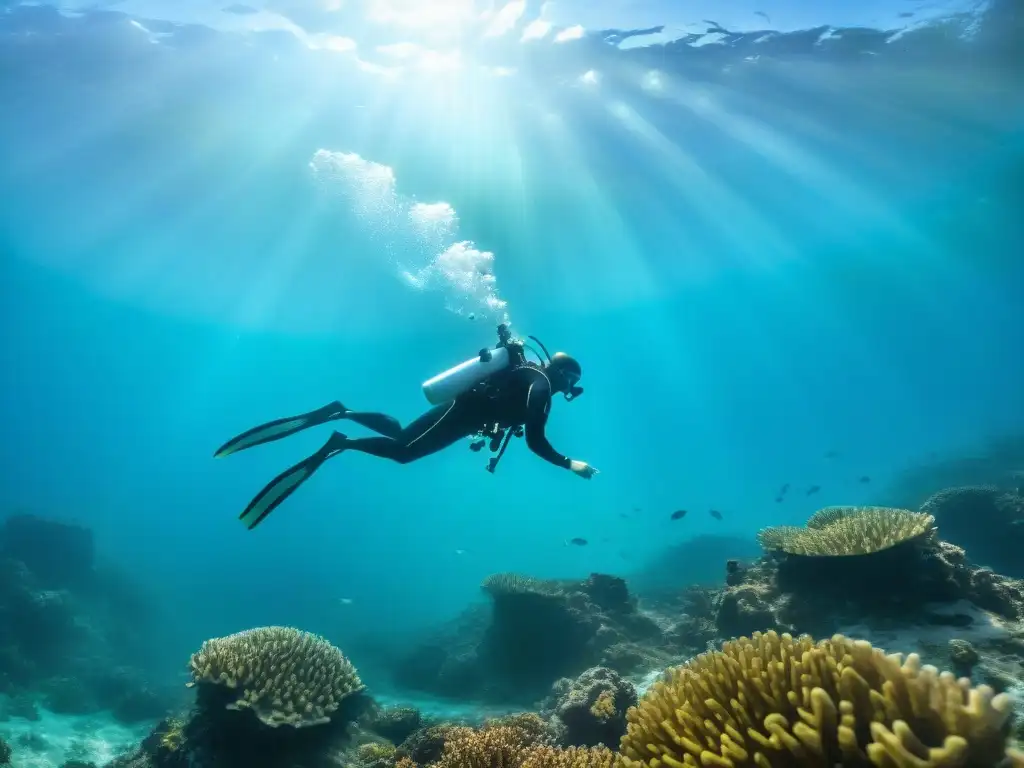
[238,431,348,530]
[344,402,477,464]
[214,401,347,458]
[342,411,403,439]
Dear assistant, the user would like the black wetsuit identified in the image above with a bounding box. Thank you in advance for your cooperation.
[342,365,571,468]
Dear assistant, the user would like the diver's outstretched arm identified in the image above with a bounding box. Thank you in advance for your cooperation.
[213,401,347,458]
[239,431,348,530]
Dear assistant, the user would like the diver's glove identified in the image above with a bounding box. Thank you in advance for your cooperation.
[569,460,599,479]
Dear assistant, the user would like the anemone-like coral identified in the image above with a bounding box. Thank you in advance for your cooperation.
[619,630,1019,768]
[186,626,363,728]
[756,506,935,556]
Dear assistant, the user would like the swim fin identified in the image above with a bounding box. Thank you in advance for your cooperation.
[238,431,348,530]
[214,401,347,458]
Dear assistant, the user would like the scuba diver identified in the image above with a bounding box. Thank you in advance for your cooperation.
[214,325,599,530]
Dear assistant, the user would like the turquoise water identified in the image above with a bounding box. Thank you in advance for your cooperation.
[1,0,1022,697]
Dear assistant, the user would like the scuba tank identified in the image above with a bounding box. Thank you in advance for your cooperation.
[422,345,511,405]
[421,324,522,405]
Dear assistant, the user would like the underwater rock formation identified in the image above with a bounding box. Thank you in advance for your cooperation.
[921,486,1024,578]
[394,572,686,704]
[0,514,94,590]
[882,432,1024,509]
[541,667,637,748]
[362,704,424,745]
[0,515,173,724]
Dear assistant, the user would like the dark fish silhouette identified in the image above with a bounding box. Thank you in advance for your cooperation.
[775,496,784,503]
[859,476,871,483]
[670,509,688,521]
[618,512,630,519]
[709,509,723,520]
[807,485,821,496]
[567,537,588,546]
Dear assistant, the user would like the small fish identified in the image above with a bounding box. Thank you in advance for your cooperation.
[774,496,784,503]
[670,509,688,521]
[807,485,821,496]
[824,450,839,459]
[709,509,723,520]
[566,537,588,547]
[339,598,354,606]
[618,512,630,519]
[468,313,476,321]
[859,476,871,483]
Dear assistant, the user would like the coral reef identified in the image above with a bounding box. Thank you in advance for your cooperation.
[921,486,1024,577]
[187,626,364,728]
[110,628,371,768]
[394,572,686,703]
[756,506,936,556]
[0,734,10,766]
[620,629,1022,767]
[541,667,636,748]
[721,505,1024,640]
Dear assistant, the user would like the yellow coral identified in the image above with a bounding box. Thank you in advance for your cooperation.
[483,713,552,745]
[520,745,618,768]
[589,690,616,723]
[157,718,186,753]
[619,630,1016,768]
[435,724,537,768]
[186,626,363,728]
[756,506,935,556]
[395,758,418,768]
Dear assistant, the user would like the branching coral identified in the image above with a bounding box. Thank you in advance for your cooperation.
[619,630,1019,767]
[589,691,616,722]
[186,626,363,728]
[434,724,537,768]
[482,713,554,745]
[756,506,935,556]
[520,746,617,768]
